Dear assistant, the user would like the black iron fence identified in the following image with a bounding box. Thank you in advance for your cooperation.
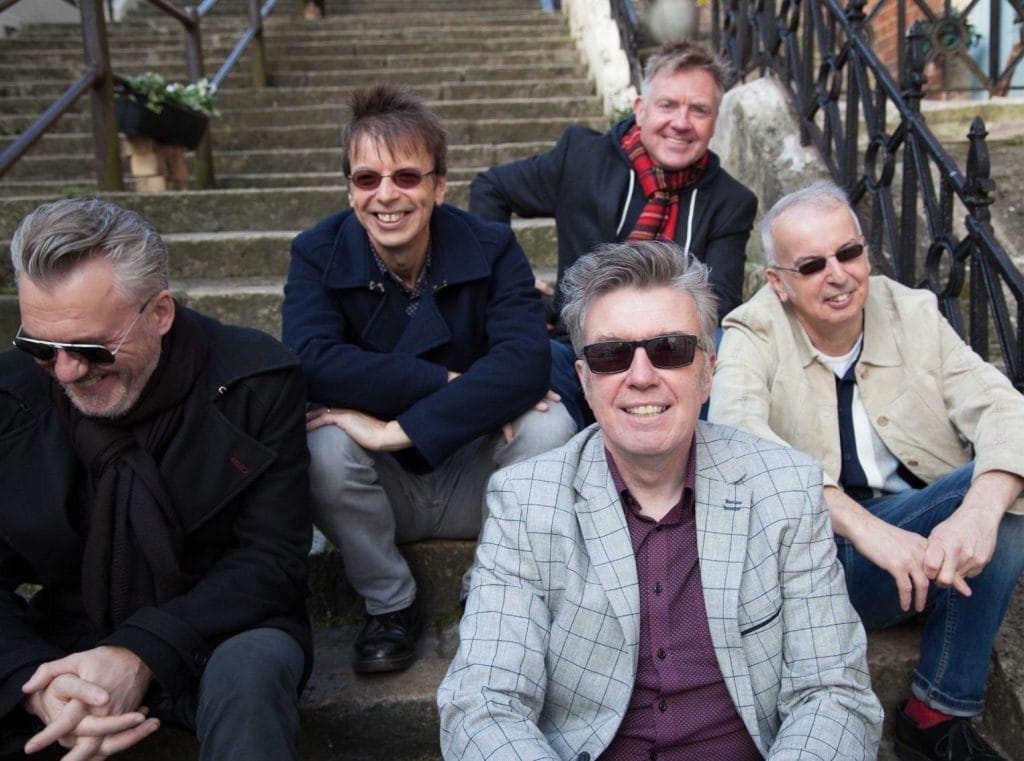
[712,0,1023,390]
[863,0,1023,97]
[610,0,1023,390]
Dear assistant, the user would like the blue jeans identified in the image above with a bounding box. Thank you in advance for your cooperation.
[834,464,1024,715]
[550,339,585,430]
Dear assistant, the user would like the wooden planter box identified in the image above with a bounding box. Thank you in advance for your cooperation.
[115,88,208,150]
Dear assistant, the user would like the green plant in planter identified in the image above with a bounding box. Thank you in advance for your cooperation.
[120,72,220,118]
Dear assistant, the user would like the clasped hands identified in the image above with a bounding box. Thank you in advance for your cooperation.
[21,646,157,760]
[306,375,562,450]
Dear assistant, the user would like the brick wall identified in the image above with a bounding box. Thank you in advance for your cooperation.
[865,0,945,74]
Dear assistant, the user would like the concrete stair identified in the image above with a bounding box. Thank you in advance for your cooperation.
[3,1,1024,759]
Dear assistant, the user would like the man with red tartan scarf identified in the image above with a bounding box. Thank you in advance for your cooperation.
[470,40,757,428]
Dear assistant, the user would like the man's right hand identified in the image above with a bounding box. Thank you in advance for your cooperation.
[823,486,931,613]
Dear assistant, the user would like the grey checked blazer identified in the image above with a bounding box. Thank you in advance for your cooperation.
[438,422,882,760]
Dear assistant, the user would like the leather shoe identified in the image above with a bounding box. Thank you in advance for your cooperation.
[353,606,421,674]
[894,701,1005,760]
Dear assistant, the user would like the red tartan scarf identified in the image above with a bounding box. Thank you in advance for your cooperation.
[620,122,709,241]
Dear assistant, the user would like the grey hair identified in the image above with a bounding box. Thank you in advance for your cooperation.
[560,239,718,357]
[10,197,169,298]
[761,180,863,265]
[641,40,731,103]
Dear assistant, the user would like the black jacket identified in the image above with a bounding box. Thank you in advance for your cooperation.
[0,309,313,719]
[469,116,758,325]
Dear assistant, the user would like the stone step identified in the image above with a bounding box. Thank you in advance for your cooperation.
[96,551,1024,760]
[0,79,593,113]
[16,13,557,41]
[0,49,580,83]
[0,31,570,58]
[0,233,559,343]
[263,61,588,87]
[0,141,554,181]
[3,115,602,155]
[0,96,602,135]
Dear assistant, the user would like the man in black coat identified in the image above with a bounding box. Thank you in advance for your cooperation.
[470,40,757,427]
[0,198,312,760]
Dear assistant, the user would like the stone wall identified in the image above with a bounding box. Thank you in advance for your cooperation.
[560,0,638,114]
[709,75,829,291]
[0,0,78,38]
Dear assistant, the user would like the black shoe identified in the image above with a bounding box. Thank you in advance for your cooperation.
[894,701,1006,760]
[353,606,421,674]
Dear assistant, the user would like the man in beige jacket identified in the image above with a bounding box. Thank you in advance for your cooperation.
[710,180,1024,761]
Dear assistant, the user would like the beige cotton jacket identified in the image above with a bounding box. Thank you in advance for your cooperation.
[709,275,1024,514]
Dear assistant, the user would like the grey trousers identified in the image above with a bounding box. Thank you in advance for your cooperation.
[307,403,576,614]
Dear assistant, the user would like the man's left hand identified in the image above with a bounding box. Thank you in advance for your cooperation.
[306,407,411,451]
[924,470,1024,594]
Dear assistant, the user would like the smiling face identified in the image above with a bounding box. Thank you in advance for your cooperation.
[17,256,174,418]
[347,135,447,285]
[766,203,870,355]
[633,66,720,171]
[576,286,713,476]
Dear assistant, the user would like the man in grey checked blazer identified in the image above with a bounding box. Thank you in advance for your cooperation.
[438,240,882,759]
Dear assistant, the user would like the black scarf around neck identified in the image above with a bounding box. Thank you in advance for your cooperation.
[53,305,209,634]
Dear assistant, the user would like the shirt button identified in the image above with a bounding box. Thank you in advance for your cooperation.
[649,752,658,761]
[194,652,208,667]
[877,416,889,426]
[657,647,666,660]
[654,582,662,595]
[658,700,667,712]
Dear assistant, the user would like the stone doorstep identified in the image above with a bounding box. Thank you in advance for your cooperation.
[109,549,1023,760]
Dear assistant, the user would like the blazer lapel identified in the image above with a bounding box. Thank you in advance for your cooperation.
[693,424,763,749]
[573,432,641,656]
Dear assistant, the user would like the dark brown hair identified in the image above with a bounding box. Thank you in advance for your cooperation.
[341,84,447,178]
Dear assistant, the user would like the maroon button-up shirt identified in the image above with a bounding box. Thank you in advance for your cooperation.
[600,444,762,761]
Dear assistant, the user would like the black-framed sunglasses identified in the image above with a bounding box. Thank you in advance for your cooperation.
[347,169,436,191]
[581,333,706,374]
[12,293,156,366]
[771,241,866,276]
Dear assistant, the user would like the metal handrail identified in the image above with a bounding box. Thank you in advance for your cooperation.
[713,0,1023,390]
[0,0,277,190]
[609,0,643,91]
[0,0,122,188]
[0,67,106,180]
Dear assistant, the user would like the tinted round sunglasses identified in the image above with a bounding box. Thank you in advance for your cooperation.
[12,294,155,366]
[347,169,436,191]
[771,241,865,276]
[581,333,706,374]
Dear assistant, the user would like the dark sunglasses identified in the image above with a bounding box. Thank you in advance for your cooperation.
[12,294,155,366]
[347,169,436,191]
[772,242,865,276]
[581,333,705,374]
